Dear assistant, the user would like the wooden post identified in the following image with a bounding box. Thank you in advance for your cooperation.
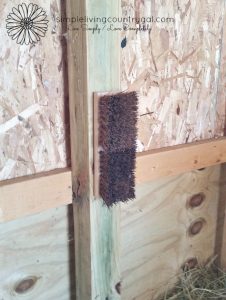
[215,7,226,269]
[66,0,121,299]
[220,8,226,271]
[215,164,226,269]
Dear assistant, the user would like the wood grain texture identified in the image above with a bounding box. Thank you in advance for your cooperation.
[121,0,226,151]
[86,0,122,295]
[93,135,226,197]
[0,0,70,180]
[121,166,221,300]
[215,164,226,269]
[136,138,226,184]
[0,169,72,223]
[0,205,75,300]
[93,92,105,199]
[66,0,121,299]
[0,137,225,223]
[66,0,91,298]
[217,6,226,270]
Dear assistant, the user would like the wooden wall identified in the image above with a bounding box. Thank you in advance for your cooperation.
[119,2,226,297]
[0,205,75,299]
[121,166,221,299]
[0,0,69,181]
[0,1,226,300]
[121,0,226,151]
[218,5,226,270]
[0,168,221,300]
[0,2,74,299]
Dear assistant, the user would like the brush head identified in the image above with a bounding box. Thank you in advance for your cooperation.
[99,91,138,206]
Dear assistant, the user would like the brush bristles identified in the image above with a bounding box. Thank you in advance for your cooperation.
[99,91,138,206]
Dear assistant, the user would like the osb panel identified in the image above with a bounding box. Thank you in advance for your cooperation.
[0,0,69,180]
[121,166,221,300]
[121,0,226,151]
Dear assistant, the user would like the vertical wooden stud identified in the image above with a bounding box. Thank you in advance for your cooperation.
[66,0,121,299]
[215,4,226,269]
[216,164,226,269]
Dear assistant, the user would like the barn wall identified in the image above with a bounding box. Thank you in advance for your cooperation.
[121,166,221,299]
[217,6,226,270]
[0,1,226,300]
[0,0,70,181]
[120,1,226,299]
[0,2,74,299]
[121,0,226,151]
[0,204,75,300]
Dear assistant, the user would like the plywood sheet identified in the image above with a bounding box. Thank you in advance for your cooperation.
[0,0,69,180]
[121,166,221,299]
[121,0,226,151]
[0,204,75,300]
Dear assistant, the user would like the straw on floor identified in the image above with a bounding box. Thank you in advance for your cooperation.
[160,259,226,300]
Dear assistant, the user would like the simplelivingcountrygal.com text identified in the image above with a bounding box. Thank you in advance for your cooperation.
[53,15,175,24]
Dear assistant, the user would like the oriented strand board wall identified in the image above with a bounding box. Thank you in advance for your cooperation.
[121,0,226,151]
[0,0,69,181]
[120,166,221,300]
[0,205,75,300]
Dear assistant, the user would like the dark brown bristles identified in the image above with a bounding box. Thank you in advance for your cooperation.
[98,91,138,206]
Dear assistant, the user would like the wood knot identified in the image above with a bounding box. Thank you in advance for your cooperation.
[188,218,206,236]
[115,282,121,295]
[14,276,39,294]
[187,193,205,208]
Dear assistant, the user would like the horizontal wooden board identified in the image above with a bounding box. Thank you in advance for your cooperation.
[94,137,226,197]
[136,138,226,184]
[1,138,226,223]
[0,169,72,223]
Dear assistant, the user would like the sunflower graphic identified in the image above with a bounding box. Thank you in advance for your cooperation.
[6,3,49,45]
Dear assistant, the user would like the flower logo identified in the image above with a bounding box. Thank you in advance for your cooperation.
[6,3,49,45]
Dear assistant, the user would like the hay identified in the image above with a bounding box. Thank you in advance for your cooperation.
[160,259,226,300]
